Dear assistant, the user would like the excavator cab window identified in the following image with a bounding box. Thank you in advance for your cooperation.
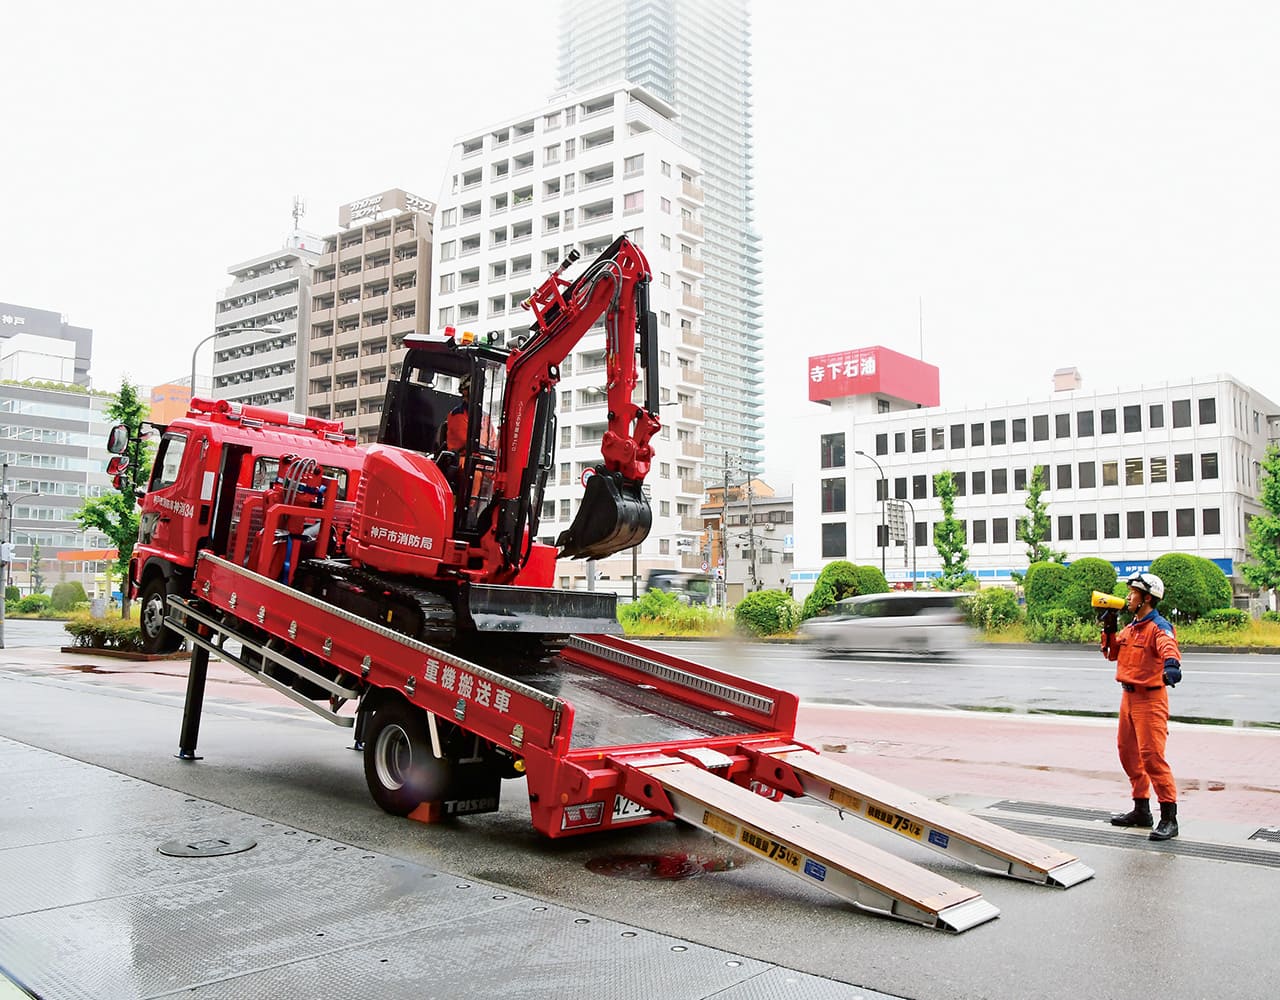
[454,360,504,534]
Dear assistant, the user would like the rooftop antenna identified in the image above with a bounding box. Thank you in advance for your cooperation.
[918,296,924,359]
[292,195,306,229]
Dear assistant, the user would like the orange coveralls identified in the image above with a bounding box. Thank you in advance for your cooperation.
[1101,610,1181,803]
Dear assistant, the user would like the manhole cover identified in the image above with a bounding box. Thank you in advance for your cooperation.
[585,852,741,880]
[158,836,258,858]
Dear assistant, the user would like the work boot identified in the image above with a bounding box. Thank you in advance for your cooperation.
[1110,798,1153,828]
[1150,801,1179,841]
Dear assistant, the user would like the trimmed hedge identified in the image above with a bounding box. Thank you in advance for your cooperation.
[63,615,146,652]
[734,589,802,637]
[964,588,1021,630]
[51,581,89,612]
[800,561,886,620]
[1149,553,1212,622]
[1198,608,1249,630]
[1024,562,1070,621]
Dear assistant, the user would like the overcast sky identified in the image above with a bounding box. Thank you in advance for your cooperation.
[3,2,1278,486]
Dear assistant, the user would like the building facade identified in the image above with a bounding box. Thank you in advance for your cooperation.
[211,232,324,410]
[304,189,434,443]
[432,81,708,591]
[1,381,114,598]
[556,0,764,482]
[792,349,1280,598]
[0,301,92,386]
[701,478,794,603]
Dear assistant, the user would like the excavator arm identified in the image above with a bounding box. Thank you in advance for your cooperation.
[490,236,660,566]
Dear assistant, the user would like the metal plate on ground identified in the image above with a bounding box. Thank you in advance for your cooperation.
[1250,827,1280,844]
[157,835,257,857]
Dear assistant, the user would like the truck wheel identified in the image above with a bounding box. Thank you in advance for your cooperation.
[363,700,452,816]
[138,576,183,655]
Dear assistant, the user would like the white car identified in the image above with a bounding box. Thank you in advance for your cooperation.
[798,591,972,656]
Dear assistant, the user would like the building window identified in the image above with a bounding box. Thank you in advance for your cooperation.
[1077,410,1094,437]
[951,423,965,448]
[1104,513,1120,539]
[911,428,925,453]
[1172,398,1191,428]
[1056,463,1072,489]
[992,518,1009,544]
[931,428,944,450]
[878,399,892,413]
[972,519,987,543]
[895,476,908,499]
[820,478,846,513]
[623,153,644,174]
[894,431,906,453]
[916,521,930,546]
[1055,413,1070,438]
[1152,510,1169,536]
[1080,513,1098,540]
[1012,417,1026,442]
[623,190,644,213]
[1199,397,1217,424]
[1203,507,1221,534]
[1101,461,1118,487]
[1174,453,1193,482]
[1149,403,1164,428]
[820,433,845,469]
[822,522,846,558]
[1175,508,1195,536]
[971,422,985,446]
[1201,452,1218,479]
[971,470,986,494]
[1125,457,1144,486]
[1123,405,1141,433]
[1032,414,1048,441]
[953,472,966,496]
[990,420,1006,446]
[1150,456,1167,483]
[875,432,888,456]
[876,478,888,502]
[992,468,1008,493]
[877,524,889,547]
[1058,515,1073,540]
[913,474,927,499]
[1014,468,1027,490]
[1100,408,1117,434]
[659,197,671,213]
[1127,511,1145,538]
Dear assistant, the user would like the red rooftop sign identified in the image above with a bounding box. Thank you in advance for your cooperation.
[807,346,939,407]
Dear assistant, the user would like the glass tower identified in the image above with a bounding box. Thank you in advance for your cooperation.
[556,0,764,481]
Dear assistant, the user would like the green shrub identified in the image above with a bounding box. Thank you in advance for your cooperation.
[800,561,862,619]
[734,589,802,637]
[853,565,889,598]
[4,585,18,603]
[1149,553,1211,622]
[14,593,52,614]
[50,581,89,612]
[1024,562,1070,621]
[964,587,1022,630]
[1194,557,1232,612]
[1025,608,1099,643]
[1198,608,1249,630]
[1263,610,1280,624]
[1058,558,1118,621]
[63,614,146,652]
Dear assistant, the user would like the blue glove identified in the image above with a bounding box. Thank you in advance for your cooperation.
[1163,659,1182,687]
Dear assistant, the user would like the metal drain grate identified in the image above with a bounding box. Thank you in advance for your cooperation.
[987,815,1280,868]
[989,800,1111,822]
[1250,827,1280,844]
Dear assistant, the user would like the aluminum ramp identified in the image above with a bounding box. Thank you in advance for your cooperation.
[758,746,1094,888]
[615,754,1000,933]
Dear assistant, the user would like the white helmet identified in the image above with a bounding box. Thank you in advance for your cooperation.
[1126,571,1165,600]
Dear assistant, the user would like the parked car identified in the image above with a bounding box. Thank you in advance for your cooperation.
[646,570,714,606]
[798,591,972,655]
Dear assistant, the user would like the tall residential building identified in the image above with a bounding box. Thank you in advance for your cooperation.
[557,0,763,482]
[211,233,324,410]
[433,81,708,591]
[305,189,434,444]
[792,349,1280,599]
[0,301,92,386]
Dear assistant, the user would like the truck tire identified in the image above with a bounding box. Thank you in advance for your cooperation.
[138,575,184,655]
[363,699,452,816]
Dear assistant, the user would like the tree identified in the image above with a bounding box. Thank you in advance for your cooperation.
[932,471,973,589]
[1017,465,1066,566]
[1243,444,1280,595]
[29,542,46,594]
[1149,552,1211,622]
[74,380,150,617]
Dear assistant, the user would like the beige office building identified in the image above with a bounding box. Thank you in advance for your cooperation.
[304,189,435,443]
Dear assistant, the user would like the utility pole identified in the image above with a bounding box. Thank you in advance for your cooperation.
[720,454,732,608]
[746,474,758,591]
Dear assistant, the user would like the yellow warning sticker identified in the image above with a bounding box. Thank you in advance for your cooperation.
[866,803,924,840]
[738,827,803,871]
[829,788,862,812]
[703,810,737,838]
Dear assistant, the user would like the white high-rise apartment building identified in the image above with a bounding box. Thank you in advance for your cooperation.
[557,0,764,483]
[434,81,709,591]
[212,233,323,409]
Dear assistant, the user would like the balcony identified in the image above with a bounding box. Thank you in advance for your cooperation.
[680,180,705,203]
[680,478,704,495]
[338,242,363,263]
[680,292,705,312]
[681,516,704,532]
[679,329,704,350]
[678,368,704,386]
[311,307,335,325]
[364,236,390,255]
[337,300,361,321]
[335,355,362,377]
[390,316,417,336]
[362,264,390,285]
[679,218,704,239]
[680,441,705,459]
[679,254,704,276]
[680,553,705,570]
[312,279,335,298]
[679,403,704,422]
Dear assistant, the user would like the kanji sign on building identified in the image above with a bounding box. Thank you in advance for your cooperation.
[807,346,940,407]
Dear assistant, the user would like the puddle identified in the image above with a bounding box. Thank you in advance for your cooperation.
[585,852,742,881]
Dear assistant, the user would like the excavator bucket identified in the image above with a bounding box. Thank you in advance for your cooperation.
[557,469,651,560]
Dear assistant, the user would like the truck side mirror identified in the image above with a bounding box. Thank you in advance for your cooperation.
[107,424,130,454]
[106,455,130,475]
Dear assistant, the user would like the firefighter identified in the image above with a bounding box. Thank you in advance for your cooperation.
[1099,570,1183,840]
[445,374,474,453]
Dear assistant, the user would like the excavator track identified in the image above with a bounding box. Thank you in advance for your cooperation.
[296,558,458,646]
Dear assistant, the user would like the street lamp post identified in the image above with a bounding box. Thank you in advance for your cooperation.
[0,463,41,649]
[190,325,281,402]
[854,449,886,576]
[901,497,917,589]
